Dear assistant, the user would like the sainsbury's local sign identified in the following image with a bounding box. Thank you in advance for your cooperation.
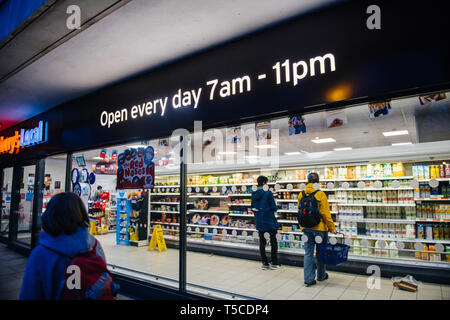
[0,121,48,154]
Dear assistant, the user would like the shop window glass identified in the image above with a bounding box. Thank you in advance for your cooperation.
[71,136,180,288]
[181,91,450,299]
[1,167,13,238]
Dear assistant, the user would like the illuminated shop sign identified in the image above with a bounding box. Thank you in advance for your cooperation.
[20,121,48,147]
[0,131,21,154]
[0,121,48,155]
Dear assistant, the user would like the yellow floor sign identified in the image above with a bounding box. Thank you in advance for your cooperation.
[148,224,167,252]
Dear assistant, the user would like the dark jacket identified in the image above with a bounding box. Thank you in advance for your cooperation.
[19,226,105,300]
[251,188,279,231]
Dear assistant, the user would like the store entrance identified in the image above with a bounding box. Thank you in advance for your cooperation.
[0,167,13,241]
[8,161,44,249]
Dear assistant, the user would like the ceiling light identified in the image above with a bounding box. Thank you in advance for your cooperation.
[284,152,301,155]
[383,130,409,137]
[392,142,413,146]
[311,138,336,144]
[256,144,276,149]
[334,147,352,151]
[245,155,260,159]
[92,157,103,160]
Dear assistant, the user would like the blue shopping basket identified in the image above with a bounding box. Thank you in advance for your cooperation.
[317,234,350,266]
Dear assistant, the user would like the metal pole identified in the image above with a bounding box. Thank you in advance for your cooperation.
[65,152,72,192]
[31,158,45,249]
[179,135,187,293]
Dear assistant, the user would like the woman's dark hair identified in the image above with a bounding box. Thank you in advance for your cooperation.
[257,175,268,186]
[307,172,320,183]
[41,192,90,236]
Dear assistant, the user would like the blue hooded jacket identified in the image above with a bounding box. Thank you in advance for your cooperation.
[19,226,106,300]
[251,188,279,231]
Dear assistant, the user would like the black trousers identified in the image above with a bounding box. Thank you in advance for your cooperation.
[258,230,278,265]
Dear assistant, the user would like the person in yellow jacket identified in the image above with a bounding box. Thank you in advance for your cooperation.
[297,172,337,287]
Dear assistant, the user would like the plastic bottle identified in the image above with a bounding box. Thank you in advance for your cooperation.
[446,246,450,262]
[388,224,395,238]
[353,239,361,255]
[382,223,389,238]
[374,240,381,257]
[428,245,438,262]
[421,244,429,261]
[376,223,382,238]
[361,243,369,256]
[389,241,398,258]
[370,223,376,237]
[351,222,357,237]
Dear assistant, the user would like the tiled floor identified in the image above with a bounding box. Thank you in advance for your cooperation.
[0,242,132,300]
[97,233,449,300]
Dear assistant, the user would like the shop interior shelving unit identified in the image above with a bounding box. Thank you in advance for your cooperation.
[147,158,450,271]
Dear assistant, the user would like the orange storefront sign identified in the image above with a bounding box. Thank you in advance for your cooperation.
[0,131,21,154]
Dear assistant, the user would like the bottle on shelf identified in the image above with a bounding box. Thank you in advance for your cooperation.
[389,241,398,258]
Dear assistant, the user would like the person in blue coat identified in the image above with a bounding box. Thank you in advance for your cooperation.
[251,176,280,270]
[20,192,106,300]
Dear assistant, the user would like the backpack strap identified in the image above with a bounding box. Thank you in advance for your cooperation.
[91,239,98,252]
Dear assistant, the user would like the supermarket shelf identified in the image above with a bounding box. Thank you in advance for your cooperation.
[188,209,230,214]
[415,198,450,201]
[150,202,179,205]
[416,218,450,223]
[187,224,256,232]
[229,214,254,217]
[277,177,414,183]
[188,182,276,187]
[325,188,413,191]
[417,178,450,182]
[276,199,297,203]
[277,209,297,213]
[228,194,252,197]
[352,234,450,244]
[151,193,180,196]
[337,203,415,207]
[150,210,180,214]
[338,218,416,224]
[188,195,228,198]
[277,219,298,224]
[154,185,180,188]
[277,189,303,192]
[227,203,251,206]
[150,221,179,226]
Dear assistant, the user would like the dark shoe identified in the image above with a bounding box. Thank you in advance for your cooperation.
[318,273,329,281]
[261,264,270,270]
[304,280,317,287]
[270,264,281,270]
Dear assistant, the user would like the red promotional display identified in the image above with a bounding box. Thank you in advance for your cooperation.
[117,146,155,189]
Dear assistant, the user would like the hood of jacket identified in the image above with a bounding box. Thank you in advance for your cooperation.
[252,188,266,201]
[38,226,92,257]
[305,183,316,194]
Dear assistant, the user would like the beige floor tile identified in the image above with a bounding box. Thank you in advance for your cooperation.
[417,294,442,300]
[390,291,417,300]
[339,292,366,300]
[313,292,340,300]
[365,292,391,300]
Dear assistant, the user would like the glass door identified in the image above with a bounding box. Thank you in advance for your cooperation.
[14,164,36,246]
[1,167,13,239]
